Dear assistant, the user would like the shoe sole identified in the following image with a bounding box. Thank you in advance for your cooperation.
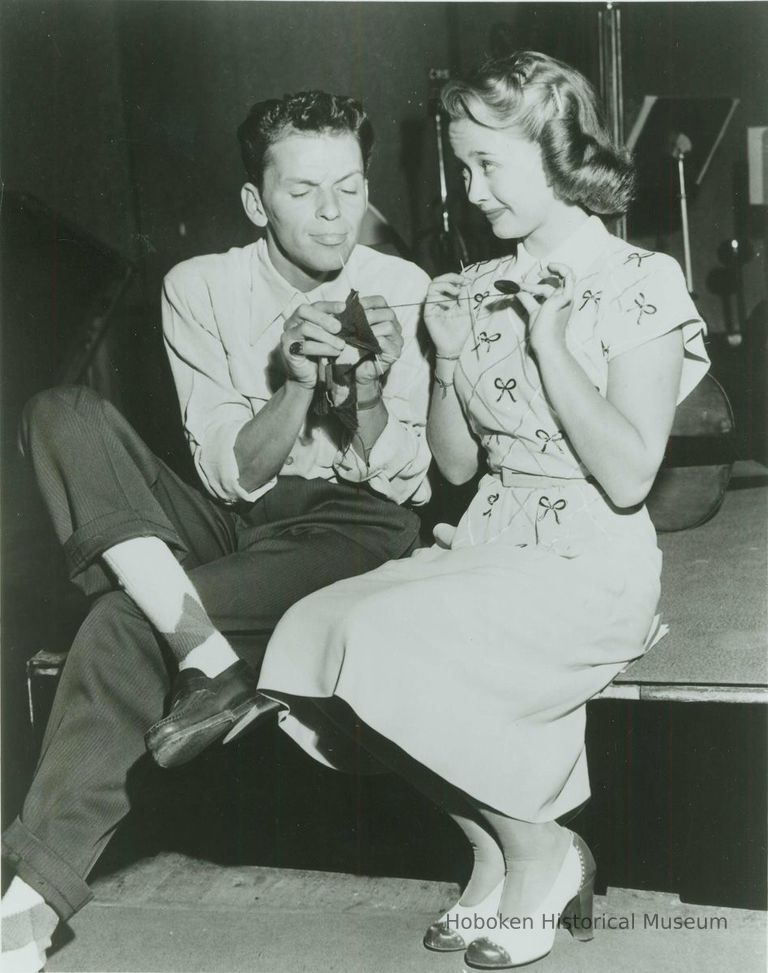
[148,699,261,769]
[222,701,278,745]
[423,941,466,952]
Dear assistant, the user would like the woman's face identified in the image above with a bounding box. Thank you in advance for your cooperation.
[448,116,561,248]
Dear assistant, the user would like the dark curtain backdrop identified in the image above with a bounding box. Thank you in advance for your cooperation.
[3,1,766,335]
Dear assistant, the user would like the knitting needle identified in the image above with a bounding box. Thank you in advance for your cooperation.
[460,258,481,358]
[319,252,351,390]
[331,249,356,384]
[386,276,520,309]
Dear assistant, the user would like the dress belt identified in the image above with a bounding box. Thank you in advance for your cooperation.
[495,469,590,489]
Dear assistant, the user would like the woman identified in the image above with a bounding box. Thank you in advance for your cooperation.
[258,51,709,969]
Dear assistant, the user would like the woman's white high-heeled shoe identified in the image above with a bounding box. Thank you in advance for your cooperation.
[463,831,596,969]
[423,876,505,952]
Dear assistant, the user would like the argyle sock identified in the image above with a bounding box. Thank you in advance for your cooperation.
[103,537,238,676]
[1,878,58,973]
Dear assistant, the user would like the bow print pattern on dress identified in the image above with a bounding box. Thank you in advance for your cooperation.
[533,495,568,547]
[537,496,567,524]
[579,289,602,310]
[625,251,654,268]
[535,429,564,453]
[494,377,518,403]
[482,493,500,517]
[633,292,658,325]
[472,331,502,354]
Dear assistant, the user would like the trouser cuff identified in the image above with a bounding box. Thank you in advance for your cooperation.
[2,819,93,920]
[63,511,187,596]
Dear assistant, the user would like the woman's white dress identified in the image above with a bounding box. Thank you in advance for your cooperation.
[258,216,710,822]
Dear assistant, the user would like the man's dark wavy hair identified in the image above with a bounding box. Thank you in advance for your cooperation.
[237,90,374,188]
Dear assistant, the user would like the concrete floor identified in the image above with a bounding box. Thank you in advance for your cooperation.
[44,854,766,973]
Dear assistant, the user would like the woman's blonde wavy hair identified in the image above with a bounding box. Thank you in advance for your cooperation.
[441,51,636,216]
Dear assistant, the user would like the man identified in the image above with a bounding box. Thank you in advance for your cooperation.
[2,90,431,971]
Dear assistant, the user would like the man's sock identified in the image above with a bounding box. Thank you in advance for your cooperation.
[179,632,242,677]
[103,537,239,676]
[1,877,58,971]
[2,941,47,973]
[2,876,46,919]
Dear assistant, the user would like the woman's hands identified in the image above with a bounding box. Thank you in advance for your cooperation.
[424,273,473,359]
[424,262,577,361]
[515,261,575,357]
[424,272,481,484]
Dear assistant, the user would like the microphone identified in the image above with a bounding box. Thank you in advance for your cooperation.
[669,131,693,159]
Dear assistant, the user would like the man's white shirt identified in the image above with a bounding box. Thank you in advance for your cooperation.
[162,239,432,506]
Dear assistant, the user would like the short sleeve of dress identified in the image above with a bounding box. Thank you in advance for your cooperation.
[599,252,710,404]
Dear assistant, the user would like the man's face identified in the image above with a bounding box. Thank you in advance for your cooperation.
[252,130,368,289]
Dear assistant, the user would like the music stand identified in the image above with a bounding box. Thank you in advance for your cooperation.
[626,95,739,290]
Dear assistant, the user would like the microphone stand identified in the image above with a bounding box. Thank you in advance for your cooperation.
[425,67,469,272]
[671,132,694,293]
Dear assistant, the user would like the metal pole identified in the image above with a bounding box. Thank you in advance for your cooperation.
[677,153,694,293]
[599,3,628,239]
[597,8,606,103]
[434,111,451,235]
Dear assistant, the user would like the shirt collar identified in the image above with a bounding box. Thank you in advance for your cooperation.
[249,238,359,344]
[518,215,609,283]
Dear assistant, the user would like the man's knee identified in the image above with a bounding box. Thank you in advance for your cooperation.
[18,386,105,457]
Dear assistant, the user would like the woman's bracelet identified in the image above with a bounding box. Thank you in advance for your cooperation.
[434,375,454,399]
[435,352,461,361]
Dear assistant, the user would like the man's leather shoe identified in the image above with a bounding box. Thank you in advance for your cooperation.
[145,660,281,768]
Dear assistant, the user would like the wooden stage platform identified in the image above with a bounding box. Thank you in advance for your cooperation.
[596,461,767,704]
[26,462,768,721]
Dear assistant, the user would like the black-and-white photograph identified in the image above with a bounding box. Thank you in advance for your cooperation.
[1,1,766,971]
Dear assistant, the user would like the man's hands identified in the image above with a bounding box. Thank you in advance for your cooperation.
[280,296,403,392]
[281,301,347,389]
[354,295,404,387]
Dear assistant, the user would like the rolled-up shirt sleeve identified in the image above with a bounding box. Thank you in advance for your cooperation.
[334,271,432,505]
[161,266,276,504]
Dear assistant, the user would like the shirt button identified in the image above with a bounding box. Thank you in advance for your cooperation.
[285,456,294,466]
